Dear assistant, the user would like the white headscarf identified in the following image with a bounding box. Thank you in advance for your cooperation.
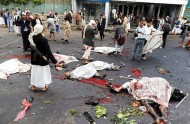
[28,24,43,47]
[83,20,96,39]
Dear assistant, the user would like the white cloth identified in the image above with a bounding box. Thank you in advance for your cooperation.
[91,61,115,71]
[14,25,21,34]
[94,46,121,54]
[136,26,146,38]
[53,53,78,64]
[143,31,163,54]
[0,59,31,80]
[172,26,182,34]
[30,65,52,88]
[70,63,97,80]
[28,24,43,47]
[82,45,92,59]
[0,17,5,25]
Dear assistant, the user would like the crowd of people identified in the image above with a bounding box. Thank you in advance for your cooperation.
[0,7,189,124]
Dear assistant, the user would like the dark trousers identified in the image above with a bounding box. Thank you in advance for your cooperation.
[22,31,30,51]
[162,32,168,48]
[100,28,105,40]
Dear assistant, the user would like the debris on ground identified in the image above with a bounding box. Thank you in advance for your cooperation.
[68,109,79,116]
[14,97,33,121]
[111,104,143,124]
[94,105,107,118]
[85,98,99,106]
[84,111,96,124]
[129,68,142,77]
[43,100,51,104]
[156,66,170,74]
[132,101,140,107]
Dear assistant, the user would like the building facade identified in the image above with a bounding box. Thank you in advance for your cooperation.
[72,0,188,26]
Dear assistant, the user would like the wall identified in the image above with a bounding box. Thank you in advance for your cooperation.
[0,0,71,14]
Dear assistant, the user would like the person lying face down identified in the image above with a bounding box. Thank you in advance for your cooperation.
[63,61,121,80]
[109,77,186,124]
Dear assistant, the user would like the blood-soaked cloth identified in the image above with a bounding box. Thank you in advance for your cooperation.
[130,77,173,107]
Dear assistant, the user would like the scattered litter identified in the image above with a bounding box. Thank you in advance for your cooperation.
[68,109,79,116]
[129,68,142,77]
[120,62,125,67]
[156,66,170,74]
[132,101,140,107]
[83,111,96,124]
[94,105,107,118]
[175,94,188,109]
[85,99,99,106]
[138,106,147,113]
[108,78,113,81]
[14,97,33,122]
[43,100,51,104]
[164,56,167,58]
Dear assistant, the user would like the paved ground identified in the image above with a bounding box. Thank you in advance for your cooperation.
[0,28,190,124]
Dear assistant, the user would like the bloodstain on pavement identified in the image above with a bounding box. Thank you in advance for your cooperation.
[129,68,142,77]
[4,54,31,59]
[97,97,112,104]
[80,78,121,89]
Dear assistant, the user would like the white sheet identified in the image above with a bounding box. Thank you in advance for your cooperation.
[91,61,115,71]
[53,53,78,64]
[93,47,121,54]
[0,59,31,80]
[70,63,97,80]
[143,31,163,54]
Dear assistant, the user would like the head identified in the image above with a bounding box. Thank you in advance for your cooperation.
[55,13,58,16]
[12,8,14,11]
[41,12,44,15]
[139,21,144,27]
[134,82,143,89]
[63,70,70,79]
[35,14,38,19]
[33,24,43,35]
[89,20,96,27]
[146,19,153,27]
[22,13,26,19]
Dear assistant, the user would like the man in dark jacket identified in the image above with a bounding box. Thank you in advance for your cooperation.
[82,20,98,64]
[99,14,106,40]
[28,24,61,91]
[19,13,31,52]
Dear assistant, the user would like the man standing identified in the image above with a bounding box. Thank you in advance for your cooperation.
[162,21,171,48]
[63,18,71,43]
[82,20,98,64]
[19,13,31,52]
[99,14,106,40]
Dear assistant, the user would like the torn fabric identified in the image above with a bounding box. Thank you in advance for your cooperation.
[130,77,173,107]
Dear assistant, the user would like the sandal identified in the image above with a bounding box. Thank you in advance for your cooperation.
[28,85,36,92]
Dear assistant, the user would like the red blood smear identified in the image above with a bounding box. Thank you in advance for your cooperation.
[97,98,112,104]
[129,68,142,77]
[80,78,121,89]
[5,55,31,59]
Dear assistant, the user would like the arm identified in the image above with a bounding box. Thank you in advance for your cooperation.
[44,39,57,64]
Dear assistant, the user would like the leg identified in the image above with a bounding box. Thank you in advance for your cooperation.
[22,32,27,51]
[137,39,145,60]
[7,20,10,32]
[141,100,160,121]
[162,33,167,48]
[133,39,140,60]
[53,32,55,41]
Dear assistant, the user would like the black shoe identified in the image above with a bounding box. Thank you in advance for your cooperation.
[64,40,69,43]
